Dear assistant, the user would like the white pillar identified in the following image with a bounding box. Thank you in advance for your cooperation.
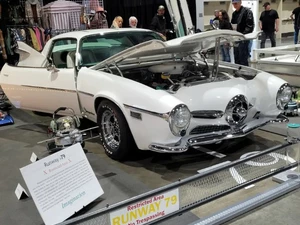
[196,0,204,31]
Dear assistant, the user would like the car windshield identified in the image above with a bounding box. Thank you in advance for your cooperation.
[79,31,164,67]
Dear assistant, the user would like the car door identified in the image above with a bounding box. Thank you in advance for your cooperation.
[0,38,81,115]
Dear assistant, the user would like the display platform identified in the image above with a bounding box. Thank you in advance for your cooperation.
[0,107,299,225]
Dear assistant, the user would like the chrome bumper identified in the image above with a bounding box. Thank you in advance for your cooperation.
[148,114,289,153]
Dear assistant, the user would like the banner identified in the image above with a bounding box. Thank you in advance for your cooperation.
[110,188,179,225]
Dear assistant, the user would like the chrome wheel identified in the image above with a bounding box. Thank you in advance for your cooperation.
[101,110,121,150]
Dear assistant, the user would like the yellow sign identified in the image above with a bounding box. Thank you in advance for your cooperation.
[110,189,179,225]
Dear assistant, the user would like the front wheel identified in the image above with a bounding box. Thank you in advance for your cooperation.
[97,100,135,161]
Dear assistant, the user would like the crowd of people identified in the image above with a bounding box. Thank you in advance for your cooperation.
[213,0,300,66]
[108,0,300,67]
[109,5,167,40]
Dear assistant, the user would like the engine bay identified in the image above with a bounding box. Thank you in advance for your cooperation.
[116,61,231,92]
[124,61,212,90]
[103,60,257,92]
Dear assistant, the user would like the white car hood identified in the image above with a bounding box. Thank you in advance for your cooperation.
[91,30,250,70]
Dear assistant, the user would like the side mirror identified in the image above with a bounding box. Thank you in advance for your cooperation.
[75,53,82,69]
[46,62,59,73]
[46,57,59,72]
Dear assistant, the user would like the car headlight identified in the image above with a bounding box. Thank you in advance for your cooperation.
[225,95,248,126]
[276,83,292,110]
[169,104,191,137]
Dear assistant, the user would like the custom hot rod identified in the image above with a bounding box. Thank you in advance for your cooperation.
[0,28,291,160]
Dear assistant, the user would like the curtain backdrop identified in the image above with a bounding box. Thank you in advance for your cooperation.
[103,0,196,30]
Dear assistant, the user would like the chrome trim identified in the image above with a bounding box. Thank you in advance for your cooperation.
[130,111,142,120]
[276,83,292,110]
[84,110,95,116]
[148,114,289,153]
[21,85,76,93]
[225,94,248,126]
[149,142,189,153]
[191,110,224,119]
[190,125,231,136]
[8,65,47,69]
[168,104,191,136]
[123,104,169,120]
[78,91,94,97]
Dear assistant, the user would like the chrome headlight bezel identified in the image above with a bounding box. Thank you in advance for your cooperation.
[276,83,292,110]
[225,95,248,126]
[169,104,191,137]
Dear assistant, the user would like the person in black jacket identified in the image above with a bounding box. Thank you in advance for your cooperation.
[150,5,167,40]
[231,0,254,66]
[219,10,233,62]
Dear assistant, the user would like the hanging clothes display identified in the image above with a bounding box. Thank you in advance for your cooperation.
[42,0,82,31]
[25,0,42,26]
[0,29,7,60]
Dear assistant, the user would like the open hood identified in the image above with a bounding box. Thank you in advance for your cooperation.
[91,30,246,70]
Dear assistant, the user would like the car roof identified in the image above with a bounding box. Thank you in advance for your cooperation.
[51,28,156,40]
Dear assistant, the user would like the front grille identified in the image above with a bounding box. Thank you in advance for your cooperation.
[190,125,231,135]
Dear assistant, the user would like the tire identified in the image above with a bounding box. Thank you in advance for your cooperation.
[97,100,135,161]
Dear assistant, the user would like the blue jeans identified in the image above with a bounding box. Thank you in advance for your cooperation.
[248,40,253,58]
[234,40,250,66]
[221,45,231,62]
[294,24,299,44]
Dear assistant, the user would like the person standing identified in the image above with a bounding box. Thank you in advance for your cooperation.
[111,16,123,28]
[129,16,138,28]
[259,2,279,49]
[150,5,167,39]
[290,1,300,44]
[218,10,232,62]
[231,0,254,66]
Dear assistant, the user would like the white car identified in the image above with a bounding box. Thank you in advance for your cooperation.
[0,28,292,160]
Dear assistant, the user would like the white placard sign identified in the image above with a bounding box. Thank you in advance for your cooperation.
[30,152,39,163]
[15,183,29,200]
[20,143,104,225]
[110,188,179,225]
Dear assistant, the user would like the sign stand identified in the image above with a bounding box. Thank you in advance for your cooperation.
[20,143,104,225]
[30,152,39,163]
[15,183,29,200]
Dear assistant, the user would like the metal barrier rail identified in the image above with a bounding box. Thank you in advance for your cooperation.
[58,141,298,225]
[252,44,300,62]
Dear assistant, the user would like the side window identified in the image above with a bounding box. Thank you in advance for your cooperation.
[50,39,77,69]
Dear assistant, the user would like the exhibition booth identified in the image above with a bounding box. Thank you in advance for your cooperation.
[1,1,300,225]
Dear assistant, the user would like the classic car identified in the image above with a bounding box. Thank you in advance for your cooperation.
[0,28,292,160]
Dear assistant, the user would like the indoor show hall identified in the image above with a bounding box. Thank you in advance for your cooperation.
[1,1,300,225]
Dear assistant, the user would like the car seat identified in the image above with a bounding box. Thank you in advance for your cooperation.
[67,51,76,68]
[109,46,127,57]
[81,49,96,65]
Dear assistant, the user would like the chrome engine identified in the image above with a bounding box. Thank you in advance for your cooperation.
[121,61,215,91]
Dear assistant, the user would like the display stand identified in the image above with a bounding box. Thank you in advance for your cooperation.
[273,123,300,183]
